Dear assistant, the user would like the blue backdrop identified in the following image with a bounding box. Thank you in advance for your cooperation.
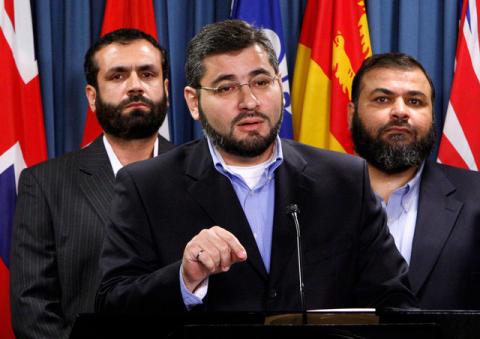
[30,0,461,158]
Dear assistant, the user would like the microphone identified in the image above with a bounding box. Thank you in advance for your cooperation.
[286,203,307,325]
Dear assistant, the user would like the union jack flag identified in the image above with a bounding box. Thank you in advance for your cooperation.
[438,0,480,170]
[0,1,47,337]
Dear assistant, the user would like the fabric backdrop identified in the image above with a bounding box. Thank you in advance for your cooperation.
[30,0,461,159]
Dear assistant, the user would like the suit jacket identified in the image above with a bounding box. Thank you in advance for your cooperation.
[10,136,173,339]
[96,139,416,313]
[408,161,480,309]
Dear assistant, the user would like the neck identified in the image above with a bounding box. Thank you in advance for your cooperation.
[368,164,419,203]
[217,144,275,167]
[105,133,157,166]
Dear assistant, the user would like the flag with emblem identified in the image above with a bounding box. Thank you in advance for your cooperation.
[437,0,480,171]
[0,0,47,337]
[81,0,169,146]
[292,0,372,153]
[231,0,293,138]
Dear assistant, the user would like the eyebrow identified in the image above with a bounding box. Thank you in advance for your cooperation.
[209,68,273,87]
[370,88,427,97]
[104,64,159,76]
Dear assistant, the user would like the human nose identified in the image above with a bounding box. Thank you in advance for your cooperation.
[390,98,409,120]
[127,72,144,96]
[238,83,259,110]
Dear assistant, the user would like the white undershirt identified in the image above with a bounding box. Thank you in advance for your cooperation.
[102,135,159,176]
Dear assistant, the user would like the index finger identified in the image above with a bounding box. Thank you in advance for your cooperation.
[211,226,247,261]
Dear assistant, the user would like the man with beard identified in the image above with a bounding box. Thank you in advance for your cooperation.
[10,29,173,339]
[349,52,480,309]
[96,20,416,315]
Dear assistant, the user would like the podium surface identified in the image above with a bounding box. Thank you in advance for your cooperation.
[70,310,480,339]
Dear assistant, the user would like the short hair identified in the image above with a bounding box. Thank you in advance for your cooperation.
[84,28,169,89]
[185,19,279,88]
[351,52,435,105]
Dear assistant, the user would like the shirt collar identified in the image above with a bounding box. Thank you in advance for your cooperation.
[206,135,283,179]
[385,161,425,213]
[103,134,159,177]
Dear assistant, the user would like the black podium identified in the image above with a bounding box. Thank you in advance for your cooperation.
[68,309,475,339]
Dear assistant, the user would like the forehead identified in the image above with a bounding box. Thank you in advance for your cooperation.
[201,44,274,80]
[94,40,162,72]
[360,67,432,97]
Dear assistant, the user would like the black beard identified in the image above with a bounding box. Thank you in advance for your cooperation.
[198,105,282,158]
[95,94,167,140]
[351,108,435,174]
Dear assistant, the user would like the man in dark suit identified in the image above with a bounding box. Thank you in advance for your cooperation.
[348,52,480,309]
[10,29,174,339]
[96,20,416,314]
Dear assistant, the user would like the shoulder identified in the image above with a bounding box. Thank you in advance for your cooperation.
[424,161,480,190]
[22,148,82,177]
[121,139,204,176]
[20,139,105,181]
[281,139,366,172]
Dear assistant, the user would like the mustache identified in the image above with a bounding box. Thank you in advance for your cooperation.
[378,119,415,135]
[118,95,154,110]
[231,111,270,126]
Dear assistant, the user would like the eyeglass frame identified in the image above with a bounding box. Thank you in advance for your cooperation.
[196,74,281,97]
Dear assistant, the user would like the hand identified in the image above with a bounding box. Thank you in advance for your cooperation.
[182,226,247,292]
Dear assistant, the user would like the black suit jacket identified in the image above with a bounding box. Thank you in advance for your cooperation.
[96,139,416,313]
[10,136,173,339]
[408,161,480,309]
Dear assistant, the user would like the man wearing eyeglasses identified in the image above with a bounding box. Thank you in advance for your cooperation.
[96,20,416,314]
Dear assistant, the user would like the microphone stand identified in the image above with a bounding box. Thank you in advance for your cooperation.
[287,204,307,325]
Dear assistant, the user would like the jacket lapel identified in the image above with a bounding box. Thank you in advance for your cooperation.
[77,137,116,226]
[185,140,268,280]
[269,141,314,287]
[408,162,463,294]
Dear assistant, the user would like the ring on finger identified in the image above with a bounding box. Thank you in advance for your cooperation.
[196,249,205,260]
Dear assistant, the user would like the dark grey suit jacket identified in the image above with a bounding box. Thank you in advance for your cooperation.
[408,161,480,309]
[10,136,173,339]
[96,138,416,314]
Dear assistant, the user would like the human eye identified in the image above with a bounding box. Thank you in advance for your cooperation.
[251,76,273,88]
[214,83,239,95]
[373,96,389,104]
[141,71,155,79]
[408,97,424,106]
[109,73,124,81]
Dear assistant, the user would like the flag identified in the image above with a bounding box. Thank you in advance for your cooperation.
[292,0,372,153]
[437,0,480,171]
[81,0,170,146]
[0,0,47,337]
[231,0,293,138]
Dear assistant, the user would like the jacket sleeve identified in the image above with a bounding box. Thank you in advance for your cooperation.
[10,169,70,339]
[95,166,187,314]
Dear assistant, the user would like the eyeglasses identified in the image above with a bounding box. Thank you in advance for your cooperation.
[198,74,280,97]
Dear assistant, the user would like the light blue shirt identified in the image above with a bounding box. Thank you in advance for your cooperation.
[377,163,424,265]
[180,137,283,309]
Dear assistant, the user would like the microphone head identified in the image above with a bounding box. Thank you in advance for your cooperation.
[286,203,300,215]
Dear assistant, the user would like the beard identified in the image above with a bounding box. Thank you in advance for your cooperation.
[95,93,168,140]
[198,103,283,158]
[351,107,435,174]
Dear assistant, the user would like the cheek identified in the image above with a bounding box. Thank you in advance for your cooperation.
[99,83,125,101]
[201,99,234,129]
[260,91,283,117]
[145,81,166,97]
[413,112,433,130]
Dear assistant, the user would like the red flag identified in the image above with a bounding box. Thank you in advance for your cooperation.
[292,0,372,153]
[81,0,169,146]
[438,0,480,171]
[0,0,47,337]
